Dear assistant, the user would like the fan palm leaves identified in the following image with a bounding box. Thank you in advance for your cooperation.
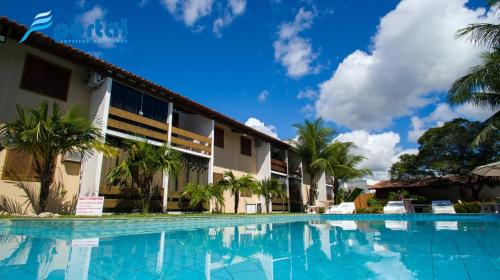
[217,171,257,213]
[291,119,334,206]
[326,142,372,204]
[257,177,286,213]
[449,2,500,145]
[107,140,182,213]
[181,183,225,212]
[0,101,115,213]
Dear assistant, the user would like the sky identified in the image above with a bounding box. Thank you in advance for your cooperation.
[1,0,496,180]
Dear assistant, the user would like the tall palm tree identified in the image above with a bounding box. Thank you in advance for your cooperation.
[107,140,182,213]
[326,141,372,205]
[180,183,225,212]
[218,171,257,213]
[257,177,286,213]
[449,2,500,145]
[0,101,114,213]
[291,119,334,207]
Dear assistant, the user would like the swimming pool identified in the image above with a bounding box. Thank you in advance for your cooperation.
[0,214,498,279]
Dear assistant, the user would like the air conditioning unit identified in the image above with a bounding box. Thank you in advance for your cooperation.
[84,71,105,90]
[63,152,82,163]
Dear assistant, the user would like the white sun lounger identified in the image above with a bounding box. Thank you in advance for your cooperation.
[432,200,456,214]
[383,201,406,214]
[326,202,356,214]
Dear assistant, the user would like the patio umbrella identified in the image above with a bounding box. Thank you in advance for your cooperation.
[471,161,500,176]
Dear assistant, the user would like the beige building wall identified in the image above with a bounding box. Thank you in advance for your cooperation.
[213,123,264,213]
[0,38,91,213]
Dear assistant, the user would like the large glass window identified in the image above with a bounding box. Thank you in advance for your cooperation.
[111,82,169,123]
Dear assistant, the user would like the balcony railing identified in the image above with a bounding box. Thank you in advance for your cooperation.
[271,159,287,173]
[171,126,211,155]
[107,106,212,155]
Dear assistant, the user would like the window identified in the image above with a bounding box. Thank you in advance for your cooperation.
[110,82,169,123]
[20,54,72,101]
[1,149,38,181]
[240,136,252,156]
[214,127,224,148]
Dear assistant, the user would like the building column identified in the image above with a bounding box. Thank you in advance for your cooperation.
[285,150,290,213]
[162,102,174,212]
[316,171,327,206]
[79,77,112,196]
[207,120,215,212]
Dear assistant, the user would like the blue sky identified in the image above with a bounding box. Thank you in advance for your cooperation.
[2,0,495,179]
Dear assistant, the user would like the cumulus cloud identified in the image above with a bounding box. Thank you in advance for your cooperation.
[335,130,418,180]
[408,103,496,142]
[161,0,214,27]
[297,88,317,100]
[257,90,269,102]
[300,104,315,117]
[213,0,246,37]
[316,0,495,130]
[78,5,124,48]
[245,117,279,138]
[274,8,318,78]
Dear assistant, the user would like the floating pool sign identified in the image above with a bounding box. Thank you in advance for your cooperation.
[75,196,104,216]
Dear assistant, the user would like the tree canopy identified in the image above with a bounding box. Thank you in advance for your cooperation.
[390,118,499,180]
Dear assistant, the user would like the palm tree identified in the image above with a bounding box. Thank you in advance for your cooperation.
[291,119,334,207]
[218,171,257,213]
[180,183,225,212]
[0,101,113,214]
[257,177,286,213]
[449,2,500,145]
[326,141,372,205]
[107,140,182,213]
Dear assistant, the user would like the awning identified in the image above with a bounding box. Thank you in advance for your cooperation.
[472,161,500,177]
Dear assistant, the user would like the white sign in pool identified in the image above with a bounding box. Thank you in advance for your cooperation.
[75,196,104,216]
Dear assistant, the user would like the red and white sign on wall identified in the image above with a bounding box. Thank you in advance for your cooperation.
[75,196,104,216]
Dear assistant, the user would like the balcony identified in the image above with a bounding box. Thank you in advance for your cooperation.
[107,106,212,155]
[271,159,287,174]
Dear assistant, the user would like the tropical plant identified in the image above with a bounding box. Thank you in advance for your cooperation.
[180,183,225,212]
[449,2,500,145]
[107,140,182,213]
[0,101,113,214]
[326,141,372,205]
[292,119,334,206]
[217,171,257,213]
[257,177,286,213]
[389,118,499,200]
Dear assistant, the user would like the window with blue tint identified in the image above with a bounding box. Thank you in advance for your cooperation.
[110,81,169,123]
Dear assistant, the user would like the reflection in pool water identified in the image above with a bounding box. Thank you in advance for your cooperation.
[0,217,498,279]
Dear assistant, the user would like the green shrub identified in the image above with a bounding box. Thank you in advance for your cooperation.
[454,202,481,213]
[367,198,383,207]
[317,207,325,214]
[356,205,383,214]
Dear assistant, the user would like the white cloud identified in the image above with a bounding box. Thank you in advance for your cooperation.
[316,0,495,130]
[257,90,269,102]
[78,5,124,49]
[335,130,418,180]
[297,88,317,100]
[161,0,214,27]
[273,8,317,78]
[245,117,279,138]
[408,102,496,142]
[77,0,86,9]
[213,0,246,37]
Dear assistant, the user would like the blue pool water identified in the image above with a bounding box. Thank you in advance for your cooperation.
[0,214,498,279]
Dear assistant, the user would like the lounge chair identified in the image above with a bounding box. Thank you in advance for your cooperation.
[326,202,356,214]
[329,220,358,230]
[383,201,406,214]
[431,200,455,214]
